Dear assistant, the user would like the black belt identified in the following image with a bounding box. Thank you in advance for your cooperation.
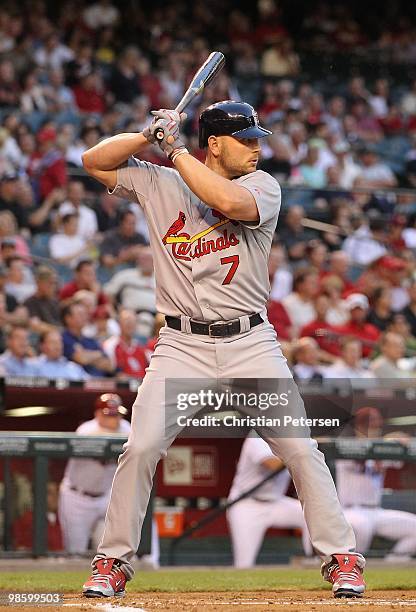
[166,313,263,337]
[70,486,105,498]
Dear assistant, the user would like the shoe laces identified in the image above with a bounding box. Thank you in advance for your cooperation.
[91,562,122,582]
[327,562,360,582]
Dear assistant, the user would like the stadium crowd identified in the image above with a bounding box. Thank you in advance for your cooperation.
[1,0,416,381]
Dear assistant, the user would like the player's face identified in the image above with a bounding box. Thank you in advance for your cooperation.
[216,136,260,178]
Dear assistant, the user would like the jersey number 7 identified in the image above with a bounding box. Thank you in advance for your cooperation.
[220,255,240,285]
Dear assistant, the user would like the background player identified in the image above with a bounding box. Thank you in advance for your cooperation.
[58,393,131,554]
[337,407,416,559]
[81,101,365,599]
[227,432,312,567]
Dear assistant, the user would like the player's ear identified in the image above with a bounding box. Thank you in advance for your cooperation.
[208,135,220,157]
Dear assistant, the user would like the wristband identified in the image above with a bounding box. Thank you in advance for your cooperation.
[170,148,189,164]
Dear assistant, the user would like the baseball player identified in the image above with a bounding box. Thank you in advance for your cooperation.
[58,394,132,554]
[81,100,365,598]
[337,407,416,558]
[227,433,312,567]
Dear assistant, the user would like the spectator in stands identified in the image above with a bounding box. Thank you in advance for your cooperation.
[49,211,92,268]
[0,210,31,260]
[297,140,327,188]
[320,250,355,296]
[324,338,374,379]
[387,314,416,356]
[104,308,149,379]
[93,189,122,233]
[374,256,409,312]
[401,279,416,337]
[19,69,48,114]
[24,265,60,334]
[82,0,120,29]
[268,243,292,302]
[367,287,393,332]
[342,216,387,267]
[61,301,114,377]
[100,207,147,270]
[45,67,75,113]
[110,46,141,104]
[334,293,380,358]
[103,246,156,314]
[4,256,35,304]
[278,206,316,263]
[282,267,318,334]
[370,332,407,379]
[82,301,119,343]
[260,37,300,77]
[299,294,339,358]
[72,71,106,115]
[0,173,28,228]
[28,126,67,201]
[34,328,89,380]
[58,180,98,240]
[0,267,27,325]
[0,291,8,353]
[59,259,108,306]
[0,57,20,107]
[33,31,74,71]
[354,147,397,189]
[292,337,327,381]
[305,240,328,275]
[27,186,65,234]
[0,325,38,376]
[333,141,361,189]
[401,79,416,116]
[321,275,350,327]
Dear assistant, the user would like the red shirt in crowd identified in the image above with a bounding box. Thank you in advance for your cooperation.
[114,340,148,378]
[59,280,109,306]
[72,85,106,114]
[267,300,292,340]
[28,150,67,200]
[299,319,341,356]
[332,321,380,357]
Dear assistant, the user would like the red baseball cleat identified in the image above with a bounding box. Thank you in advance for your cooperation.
[322,554,366,598]
[82,558,127,598]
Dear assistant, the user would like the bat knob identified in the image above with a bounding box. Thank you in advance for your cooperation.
[155,128,164,141]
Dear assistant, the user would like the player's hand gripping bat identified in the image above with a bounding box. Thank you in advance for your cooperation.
[154,51,225,144]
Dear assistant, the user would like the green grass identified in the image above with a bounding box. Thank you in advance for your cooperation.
[0,568,415,593]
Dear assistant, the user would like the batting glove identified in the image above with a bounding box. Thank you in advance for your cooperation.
[151,109,188,160]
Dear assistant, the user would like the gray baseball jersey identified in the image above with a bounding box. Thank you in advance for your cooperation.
[110,159,281,320]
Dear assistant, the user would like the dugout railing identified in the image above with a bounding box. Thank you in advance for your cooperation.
[0,433,415,559]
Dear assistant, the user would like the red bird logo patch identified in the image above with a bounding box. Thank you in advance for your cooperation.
[162,211,189,244]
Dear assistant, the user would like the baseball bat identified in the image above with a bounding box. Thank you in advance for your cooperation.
[154,51,225,142]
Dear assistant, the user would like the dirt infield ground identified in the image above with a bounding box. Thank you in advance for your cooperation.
[55,590,416,611]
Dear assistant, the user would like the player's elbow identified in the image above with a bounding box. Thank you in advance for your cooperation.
[81,151,95,175]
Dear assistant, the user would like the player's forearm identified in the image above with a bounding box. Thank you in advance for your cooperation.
[82,132,149,171]
[173,154,255,219]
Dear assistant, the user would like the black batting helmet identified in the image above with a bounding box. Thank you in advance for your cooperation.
[94,393,127,416]
[199,100,272,149]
